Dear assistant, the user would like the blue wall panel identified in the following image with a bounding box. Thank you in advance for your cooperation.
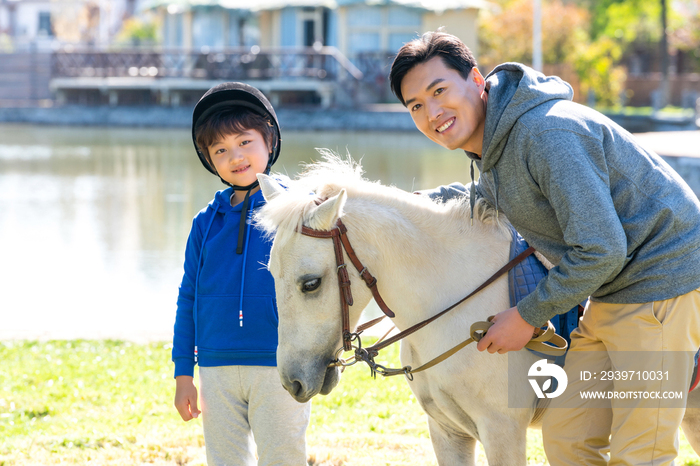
[281,8,297,46]
[326,9,338,47]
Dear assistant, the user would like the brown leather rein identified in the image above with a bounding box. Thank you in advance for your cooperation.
[299,217,568,379]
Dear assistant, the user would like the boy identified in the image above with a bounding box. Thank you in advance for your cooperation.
[389,31,700,465]
[172,82,310,466]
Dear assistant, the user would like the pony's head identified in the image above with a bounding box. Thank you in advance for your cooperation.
[255,154,512,402]
[256,158,376,402]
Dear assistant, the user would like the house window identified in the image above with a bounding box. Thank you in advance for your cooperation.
[388,33,416,51]
[227,12,242,47]
[387,6,421,26]
[164,13,184,47]
[38,12,52,36]
[347,33,380,55]
[344,5,420,56]
[303,19,315,46]
[347,5,381,27]
[193,9,225,49]
[297,7,324,47]
[241,15,259,47]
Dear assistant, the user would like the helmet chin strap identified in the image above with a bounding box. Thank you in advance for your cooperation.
[235,188,253,254]
[226,152,274,255]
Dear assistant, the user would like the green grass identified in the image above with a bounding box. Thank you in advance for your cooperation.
[0,340,698,465]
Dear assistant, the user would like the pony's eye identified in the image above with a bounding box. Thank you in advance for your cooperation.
[302,278,321,293]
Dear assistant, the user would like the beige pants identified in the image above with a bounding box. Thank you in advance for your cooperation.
[542,288,700,466]
[199,365,311,466]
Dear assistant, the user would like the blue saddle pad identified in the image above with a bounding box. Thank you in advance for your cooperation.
[508,227,581,353]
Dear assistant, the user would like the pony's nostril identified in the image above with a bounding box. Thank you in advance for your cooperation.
[288,380,303,397]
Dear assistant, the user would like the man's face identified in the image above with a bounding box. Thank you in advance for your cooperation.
[400,57,487,154]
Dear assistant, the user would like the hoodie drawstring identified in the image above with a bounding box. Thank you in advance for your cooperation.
[469,160,500,223]
[492,169,500,218]
[469,160,476,226]
[238,198,255,328]
[193,205,219,363]
[233,152,271,255]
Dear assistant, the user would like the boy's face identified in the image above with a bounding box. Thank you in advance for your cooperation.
[400,56,487,154]
[207,129,270,187]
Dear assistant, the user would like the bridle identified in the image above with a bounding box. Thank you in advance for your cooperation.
[298,215,568,379]
[299,218,394,352]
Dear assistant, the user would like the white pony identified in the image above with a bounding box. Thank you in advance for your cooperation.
[256,156,700,465]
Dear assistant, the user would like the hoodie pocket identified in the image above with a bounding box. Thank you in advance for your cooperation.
[197,295,279,353]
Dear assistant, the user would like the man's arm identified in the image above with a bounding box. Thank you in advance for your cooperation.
[479,131,627,353]
[415,182,470,203]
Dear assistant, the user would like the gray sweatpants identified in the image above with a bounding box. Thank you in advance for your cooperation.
[199,365,311,466]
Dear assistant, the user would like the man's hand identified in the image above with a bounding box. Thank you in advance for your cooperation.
[476,306,536,354]
[174,375,201,421]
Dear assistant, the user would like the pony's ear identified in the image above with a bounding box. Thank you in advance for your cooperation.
[258,174,285,201]
[311,189,347,229]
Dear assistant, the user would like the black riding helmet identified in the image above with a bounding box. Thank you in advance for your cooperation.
[192,82,282,254]
[192,82,281,185]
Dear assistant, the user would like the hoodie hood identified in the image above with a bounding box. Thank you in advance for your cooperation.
[212,187,236,213]
[475,63,574,172]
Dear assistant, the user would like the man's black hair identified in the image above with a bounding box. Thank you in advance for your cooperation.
[389,31,478,106]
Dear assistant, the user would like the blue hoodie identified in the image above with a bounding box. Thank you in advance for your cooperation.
[172,188,278,377]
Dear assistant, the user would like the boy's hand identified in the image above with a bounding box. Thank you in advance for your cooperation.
[476,306,535,354]
[174,375,201,421]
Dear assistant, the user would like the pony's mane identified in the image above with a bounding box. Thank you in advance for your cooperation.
[256,152,510,245]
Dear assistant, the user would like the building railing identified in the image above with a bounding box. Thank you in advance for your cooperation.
[51,46,365,82]
[351,51,397,102]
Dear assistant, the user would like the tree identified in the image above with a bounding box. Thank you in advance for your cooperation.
[479,0,590,70]
[571,36,627,107]
[584,0,661,44]
[116,17,159,47]
[479,0,700,107]
[668,0,700,72]
[478,0,626,106]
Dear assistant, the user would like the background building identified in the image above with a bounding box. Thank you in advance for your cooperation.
[134,0,486,106]
[0,0,138,50]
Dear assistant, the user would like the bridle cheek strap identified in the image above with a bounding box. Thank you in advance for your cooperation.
[300,218,394,351]
[336,221,394,318]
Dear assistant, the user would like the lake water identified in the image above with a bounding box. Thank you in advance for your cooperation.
[0,123,469,341]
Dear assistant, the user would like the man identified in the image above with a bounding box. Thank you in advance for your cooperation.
[390,30,700,465]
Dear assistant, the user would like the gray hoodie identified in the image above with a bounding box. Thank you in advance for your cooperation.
[427,63,700,327]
